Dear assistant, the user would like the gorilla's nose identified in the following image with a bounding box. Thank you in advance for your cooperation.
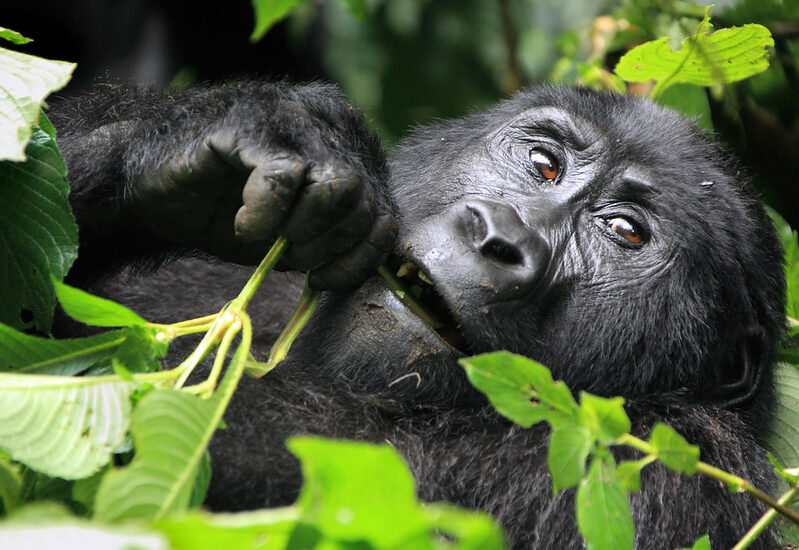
[463,200,550,297]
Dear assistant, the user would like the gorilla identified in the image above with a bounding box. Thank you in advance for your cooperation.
[51,81,785,549]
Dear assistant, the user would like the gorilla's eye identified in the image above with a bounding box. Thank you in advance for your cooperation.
[606,217,643,244]
[529,149,559,181]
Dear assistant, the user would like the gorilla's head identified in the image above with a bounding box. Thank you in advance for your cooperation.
[298,87,785,416]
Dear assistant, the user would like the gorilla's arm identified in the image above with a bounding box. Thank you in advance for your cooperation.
[50,81,396,289]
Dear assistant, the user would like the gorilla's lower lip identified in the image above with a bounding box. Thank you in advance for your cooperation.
[379,255,471,354]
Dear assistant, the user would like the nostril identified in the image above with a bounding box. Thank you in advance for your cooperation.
[480,237,524,266]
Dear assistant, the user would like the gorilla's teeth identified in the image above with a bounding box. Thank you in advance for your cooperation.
[418,270,434,285]
[396,262,417,279]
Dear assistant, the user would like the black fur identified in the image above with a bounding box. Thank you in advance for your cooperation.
[52,82,785,549]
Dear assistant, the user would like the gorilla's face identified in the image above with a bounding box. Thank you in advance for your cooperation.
[301,87,783,403]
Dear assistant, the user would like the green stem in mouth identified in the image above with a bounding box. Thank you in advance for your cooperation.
[377,264,445,329]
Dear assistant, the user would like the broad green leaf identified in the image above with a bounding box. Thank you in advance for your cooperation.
[288,437,431,547]
[0,48,74,161]
[0,373,133,479]
[53,279,148,327]
[72,467,108,515]
[460,352,577,428]
[614,10,773,98]
[95,320,250,521]
[765,363,799,469]
[0,28,32,45]
[767,453,799,486]
[0,455,22,513]
[657,83,713,132]
[767,208,799,328]
[423,504,507,550]
[250,0,307,42]
[576,456,634,550]
[548,425,592,493]
[648,423,700,475]
[113,326,168,373]
[0,126,78,332]
[578,393,631,443]
[0,322,126,376]
[156,508,299,550]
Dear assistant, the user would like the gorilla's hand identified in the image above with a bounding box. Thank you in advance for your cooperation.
[92,81,398,291]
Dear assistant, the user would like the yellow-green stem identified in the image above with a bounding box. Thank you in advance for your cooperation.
[232,237,288,311]
[173,311,236,388]
[732,484,799,549]
[618,434,799,525]
[259,279,320,375]
[200,317,242,398]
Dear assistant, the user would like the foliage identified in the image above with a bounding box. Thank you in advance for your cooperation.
[2,3,799,549]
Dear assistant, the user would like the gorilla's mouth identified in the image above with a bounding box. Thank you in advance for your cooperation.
[381,255,471,354]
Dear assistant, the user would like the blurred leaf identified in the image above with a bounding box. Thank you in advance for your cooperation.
[288,437,430,547]
[0,126,78,332]
[423,503,506,550]
[684,534,711,550]
[765,362,799,469]
[648,423,700,475]
[0,28,32,45]
[113,326,168,373]
[53,279,148,327]
[0,373,132,479]
[156,508,298,550]
[616,460,647,493]
[0,50,73,161]
[548,425,592,492]
[657,83,713,132]
[615,10,774,97]
[250,0,307,42]
[190,452,212,508]
[767,208,799,329]
[339,0,368,19]
[71,467,109,516]
[0,517,167,549]
[461,352,577,429]
[578,393,631,443]
[576,455,634,550]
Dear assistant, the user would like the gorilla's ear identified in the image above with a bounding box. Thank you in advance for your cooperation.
[710,325,767,407]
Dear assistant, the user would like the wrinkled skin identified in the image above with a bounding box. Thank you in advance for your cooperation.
[53,82,785,549]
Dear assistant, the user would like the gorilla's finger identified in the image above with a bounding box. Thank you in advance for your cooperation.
[308,211,398,291]
[281,163,363,241]
[235,157,306,242]
[282,198,375,271]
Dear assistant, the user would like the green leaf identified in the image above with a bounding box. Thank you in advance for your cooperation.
[767,208,799,327]
[0,322,125,375]
[578,393,631,443]
[683,534,712,550]
[0,28,32,45]
[95,322,250,522]
[616,461,644,493]
[0,373,133,479]
[288,437,431,547]
[423,504,506,550]
[0,126,78,332]
[657,83,713,132]
[614,9,773,98]
[53,279,149,327]
[156,508,299,550]
[576,456,634,550]
[250,0,307,42]
[648,423,700,475]
[113,326,168,373]
[548,425,592,493]
[190,452,212,508]
[0,48,74,161]
[339,0,368,19]
[765,363,799,469]
[0,456,22,513]
[71,466,108,515]
[460,352,577,428]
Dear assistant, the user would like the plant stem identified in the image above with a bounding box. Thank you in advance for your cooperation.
[377,265,444,328]
[199,317,242,398]
[232,237,287,310]
[618,433,799,526]
[257,279,320,376]
[173,311,237,389]
[733,485,799,549]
